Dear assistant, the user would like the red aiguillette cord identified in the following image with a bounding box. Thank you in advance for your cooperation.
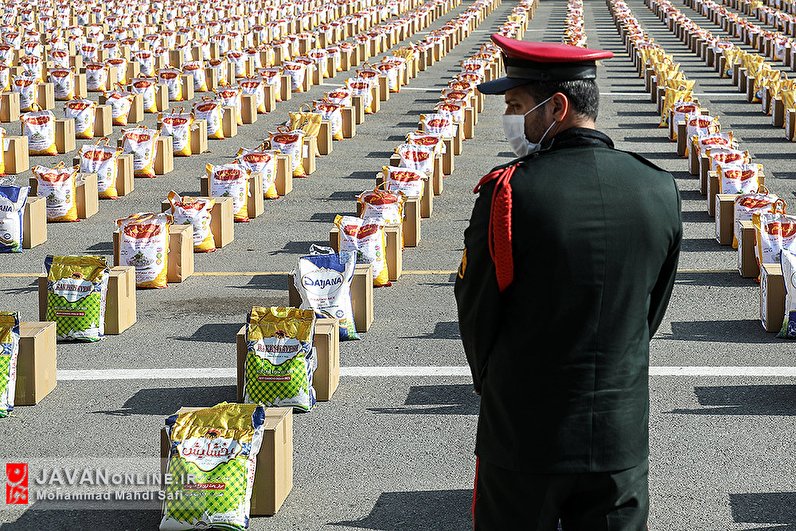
[473,163,517,292]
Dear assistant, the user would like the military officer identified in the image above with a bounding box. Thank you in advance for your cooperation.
[455,35,683,530]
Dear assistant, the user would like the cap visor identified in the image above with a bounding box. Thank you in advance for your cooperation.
[476,76,530,95]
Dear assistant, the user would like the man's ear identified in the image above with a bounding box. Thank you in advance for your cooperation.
[551,92,569,121]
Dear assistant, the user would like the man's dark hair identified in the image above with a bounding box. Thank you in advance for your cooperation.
[522,79,599,120]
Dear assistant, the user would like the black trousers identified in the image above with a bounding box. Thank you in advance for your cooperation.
[472,457,649,531]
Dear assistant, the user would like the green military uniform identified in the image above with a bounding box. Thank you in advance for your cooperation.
[455,126,682,475]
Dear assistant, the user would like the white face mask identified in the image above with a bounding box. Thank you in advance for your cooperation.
[502,96,556,157]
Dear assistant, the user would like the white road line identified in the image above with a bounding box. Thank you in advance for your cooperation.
[56,366,796,381]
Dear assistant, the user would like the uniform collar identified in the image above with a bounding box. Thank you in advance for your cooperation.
[544,126,614,152]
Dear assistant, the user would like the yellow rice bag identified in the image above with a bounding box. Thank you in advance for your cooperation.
[48,67,75,100]
[64,98,97,139]
[268,128,306,177]
[236,146,278,199]
[215,86,243,125]
[106,58,128,85]
[79,140,122,200]
[334,215,390,287]
[718,164,762,195]
[104,89,135,126]
[206,163,250,222]
[85,62,109,92]
[116,212,171,289]
[346,77,374,114]
[130,77,158,113]
[193,98,224,140]
[12,75,37,112]
[22,110,57,156]
[289,104,322,137]
[313,100,343,141]
[754,201,796,278]
[158,68,183,101]
[159,110,193,157]
[121,127,160,178]
[358,187,405,225]
[383,165,426,198]
[239,77,266,114]
[32,163,79,222]
[0,64,9,92]
[182,61,208,92]
[166,191,215,252]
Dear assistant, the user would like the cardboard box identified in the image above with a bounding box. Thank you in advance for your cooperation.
[317,121,332,156]
[128,93,145,124]
[676,122,687,156]
[190,119,208,155]
[302,136,317,175]
[222,106,238,138]
[240,94,258,124]
[22,196,47,248]
[36,82,55,110]
[351,95,365,125]
[772,97,785,128]
[237,318,339,402]
[275,154,293,196]
[14,322,57,406]
[263,85,276,113]
[76,173,99,219]
[760,263,785,332]
[4,135,29,174]
[352,264,374,332]
[738,220,758,279]
[160,407,292,516]
[93,104,112,137]
[0,92,20,122]
[464,107,475,139]
[116,154,134,196]
[154,84,169,112]
[180,75,194,101]
[707,171,718,217]
[714,194,737,245]
[384,223,402,281]
[280,75,292,101]
[341,106,356,138]
[104,266,137,334]
[55,118,76,154]
[403,197,421,247]
[248,171,264,219]
[378,75,390,101]
[434,152,445,195]
[167,224,194,283]
[154,136,174,175]
[162,196,234,248]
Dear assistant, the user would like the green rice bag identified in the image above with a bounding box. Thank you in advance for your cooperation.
[44,255,110,342]
[0,312,20,417]
[160,402,266,531]
[244,307,316,412]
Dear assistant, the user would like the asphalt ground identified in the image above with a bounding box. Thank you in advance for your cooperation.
[1,0,795,529]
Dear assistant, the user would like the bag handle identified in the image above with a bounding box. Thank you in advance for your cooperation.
[772,198,788,215]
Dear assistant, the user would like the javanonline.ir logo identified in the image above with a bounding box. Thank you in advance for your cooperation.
[6,463,28,504]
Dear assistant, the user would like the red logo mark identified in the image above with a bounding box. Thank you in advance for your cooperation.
[6,463,28,505]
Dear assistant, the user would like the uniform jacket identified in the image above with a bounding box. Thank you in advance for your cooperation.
[454,127,682,473]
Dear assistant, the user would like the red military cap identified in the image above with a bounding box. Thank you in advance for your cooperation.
[478,34,614,95]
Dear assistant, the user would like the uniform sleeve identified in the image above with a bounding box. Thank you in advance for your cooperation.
[454,185,502,394]
[648,180,683,337]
